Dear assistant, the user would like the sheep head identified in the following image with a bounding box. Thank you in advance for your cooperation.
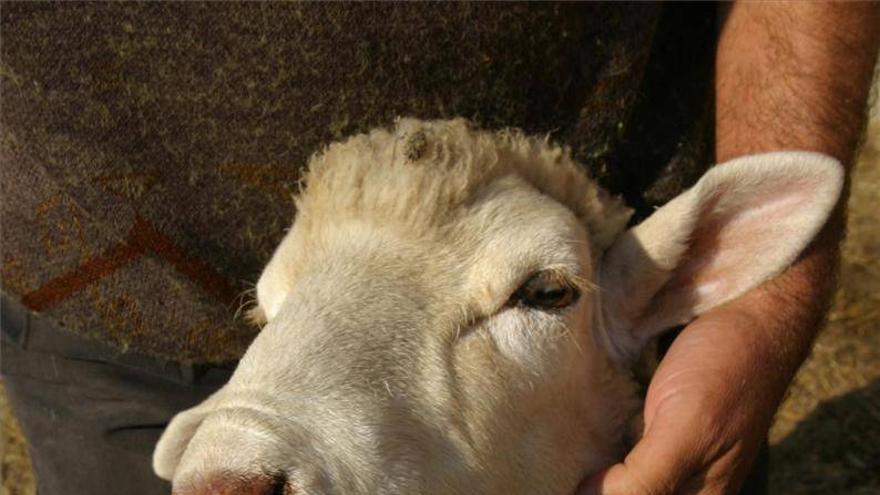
[154,119,841,495]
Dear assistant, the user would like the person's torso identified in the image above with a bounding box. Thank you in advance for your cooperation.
[0,3,714,362]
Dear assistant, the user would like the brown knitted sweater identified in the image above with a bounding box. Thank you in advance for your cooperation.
[0,3,715,362]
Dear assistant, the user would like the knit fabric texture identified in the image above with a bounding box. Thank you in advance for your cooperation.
[0,3,714,362]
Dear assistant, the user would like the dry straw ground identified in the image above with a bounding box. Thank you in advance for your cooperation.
[2,76,879,495]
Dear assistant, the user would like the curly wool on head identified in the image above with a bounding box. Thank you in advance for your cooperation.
[293,118,633,259]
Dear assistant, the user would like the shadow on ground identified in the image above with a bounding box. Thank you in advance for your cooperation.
[770,379,880,495]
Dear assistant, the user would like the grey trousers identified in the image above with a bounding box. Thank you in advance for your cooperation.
[1,294,767,495]
[1,295,234,495]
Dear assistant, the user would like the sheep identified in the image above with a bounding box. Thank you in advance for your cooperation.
[153,118,842,495]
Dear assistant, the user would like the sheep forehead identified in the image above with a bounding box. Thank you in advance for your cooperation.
[269,179,589,321]
[255,118,632,323]
[291,118,633,254]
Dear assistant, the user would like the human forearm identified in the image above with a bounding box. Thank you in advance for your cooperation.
[714,1,879,388]
[583,6,878,494]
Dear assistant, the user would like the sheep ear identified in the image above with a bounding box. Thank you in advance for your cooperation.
[599,151,842,365]
[152,391,223,480]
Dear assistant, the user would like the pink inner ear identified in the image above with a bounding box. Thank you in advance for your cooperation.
[643,183,814,322]
[603,152,843,363]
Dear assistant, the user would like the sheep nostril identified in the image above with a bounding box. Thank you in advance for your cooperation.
[269,474,289,495]
[171,473,292,495]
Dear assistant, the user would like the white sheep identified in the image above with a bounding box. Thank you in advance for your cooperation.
[153,118,841,495]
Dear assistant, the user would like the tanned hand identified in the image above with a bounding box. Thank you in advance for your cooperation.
[581,3,879,494]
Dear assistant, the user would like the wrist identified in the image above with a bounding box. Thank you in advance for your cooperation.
[711,227,840,393]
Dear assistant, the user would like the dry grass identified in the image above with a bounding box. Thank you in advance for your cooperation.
[2,74,879,495]
[0,384,35,495]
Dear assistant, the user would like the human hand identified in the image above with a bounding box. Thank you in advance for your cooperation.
[579,295,793,495]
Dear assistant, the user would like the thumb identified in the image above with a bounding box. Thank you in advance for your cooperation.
[578,421,704,495]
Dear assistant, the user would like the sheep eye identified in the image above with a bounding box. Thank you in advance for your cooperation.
[511,271,579,310]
